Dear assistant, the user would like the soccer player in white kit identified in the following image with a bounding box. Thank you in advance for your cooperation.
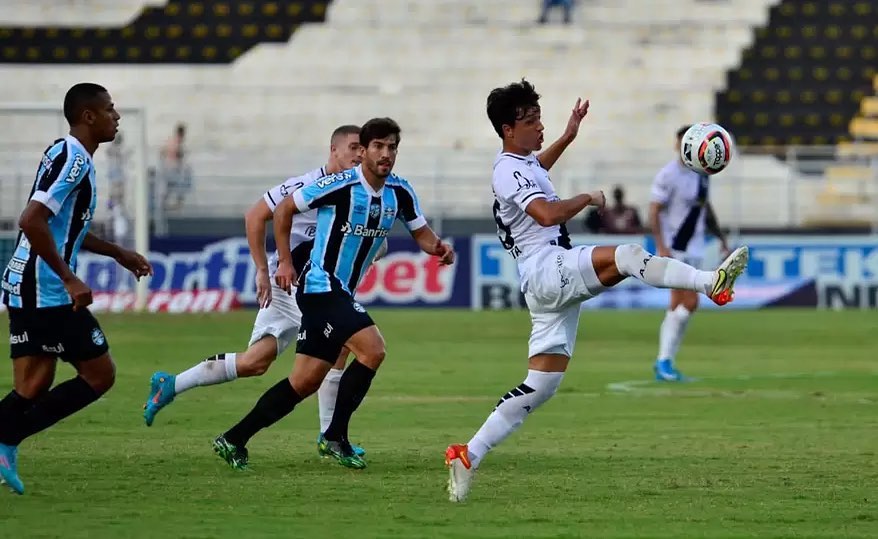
[649,125,730,382]
[143,125,378,456]
[444,80,749,502]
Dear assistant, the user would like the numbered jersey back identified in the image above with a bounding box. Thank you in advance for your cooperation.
[491,152,570,261]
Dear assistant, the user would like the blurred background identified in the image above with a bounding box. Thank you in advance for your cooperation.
[0,0,876,312]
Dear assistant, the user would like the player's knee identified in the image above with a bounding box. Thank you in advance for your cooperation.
[357,347,385,370]
[613,243,648,276]
[237,349,275,377]
[16,377,53,400]
[80,358,116,395]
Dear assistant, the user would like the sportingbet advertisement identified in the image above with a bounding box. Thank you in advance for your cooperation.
[70,235,472,312]
[471,234,878,311]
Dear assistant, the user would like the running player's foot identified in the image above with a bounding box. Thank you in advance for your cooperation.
[213,435,249,470]
[0,443,24,495]
[708,246,749,306]
[143,371,176,426]
[654,358,686,382]
[317,436,366,469]
[317,433,366,458]
[445,443,474,502]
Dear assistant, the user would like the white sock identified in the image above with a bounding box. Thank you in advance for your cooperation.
[669,305,692,359]
[614,244,714,295]
[657,305,692,360]
[173,352,238,394]
[467,369,564,469]
[317,368,344,433]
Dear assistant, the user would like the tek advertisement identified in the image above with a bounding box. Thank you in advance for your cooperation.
[471,234,878,310]
[2,234,875,312]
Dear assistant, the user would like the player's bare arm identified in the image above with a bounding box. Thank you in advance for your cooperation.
[648,201,670,257]
[536,98,589,171]
[705,203,729,254]
[245,198,275,307]
[82,232,152,280]
[17,200,91,309]
[410,225,455,265]
[525,191,605,227]
[272,196,300,293]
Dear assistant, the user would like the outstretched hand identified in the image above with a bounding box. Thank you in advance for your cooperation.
[562,97,590,140]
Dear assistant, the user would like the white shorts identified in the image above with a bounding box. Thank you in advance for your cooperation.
[670,249,703,270]
[248,283,302,356]
[520,245,608,358]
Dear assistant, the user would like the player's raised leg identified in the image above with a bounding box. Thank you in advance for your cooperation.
[143,281,299,426]
[595,243,749,305]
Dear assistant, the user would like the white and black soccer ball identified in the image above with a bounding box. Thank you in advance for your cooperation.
[680,122,733,175]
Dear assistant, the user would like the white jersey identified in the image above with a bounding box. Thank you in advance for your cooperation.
[650,159,710,257]
[263,166,326,276]
[491,151,571,262]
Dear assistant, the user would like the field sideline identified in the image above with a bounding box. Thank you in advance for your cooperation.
[1,309,876,538]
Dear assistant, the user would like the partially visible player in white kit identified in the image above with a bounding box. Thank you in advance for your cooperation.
[444,80,750,502]
[143,125,378,456]
[649,125,730,382]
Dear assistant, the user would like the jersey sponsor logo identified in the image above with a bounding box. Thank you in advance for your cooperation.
[383,206,396,218]
[7,257,26,274]
[66,153,86,183]
[323,323,333,338]
[315,173,349,189]
[297,330,306,341]
[340,222,389,238]
[555,254,571,289]
[42,153,53,171]
[514,171,537,191]
[42,343,65,354]
[1,280,21,296]
[81,209,93,222]
[305,225,317,237]
[9,331,28,344]
[280,182,304,198]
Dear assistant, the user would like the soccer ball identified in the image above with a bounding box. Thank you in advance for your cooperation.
[680,122,733,175]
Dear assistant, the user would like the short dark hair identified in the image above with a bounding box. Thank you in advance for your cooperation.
[487,79,541,138]
[331,124,361,143]
[360,118,401,147]
[676,125,692,139]
[63,83,108,125]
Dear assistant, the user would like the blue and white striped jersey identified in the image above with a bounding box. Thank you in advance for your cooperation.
[1,135,98,309]
[292,165,426,295]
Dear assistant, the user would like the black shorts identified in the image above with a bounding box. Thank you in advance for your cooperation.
[7,305,109,362]
[295,289,374,363]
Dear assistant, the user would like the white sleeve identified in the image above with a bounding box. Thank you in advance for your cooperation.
[492,161,546,211]
[650,169,673,205]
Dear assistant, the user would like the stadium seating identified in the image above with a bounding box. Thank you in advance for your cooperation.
[0,0,844,228]
[716,0,878,147]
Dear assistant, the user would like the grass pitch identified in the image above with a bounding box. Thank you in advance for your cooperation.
[1,308,876,538]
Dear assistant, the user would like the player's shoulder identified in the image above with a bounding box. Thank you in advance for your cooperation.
[654,159,685,182]
[492,151,537,178]
[386,172,415,191]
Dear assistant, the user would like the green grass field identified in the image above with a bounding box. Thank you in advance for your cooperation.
[1,308,876,538]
